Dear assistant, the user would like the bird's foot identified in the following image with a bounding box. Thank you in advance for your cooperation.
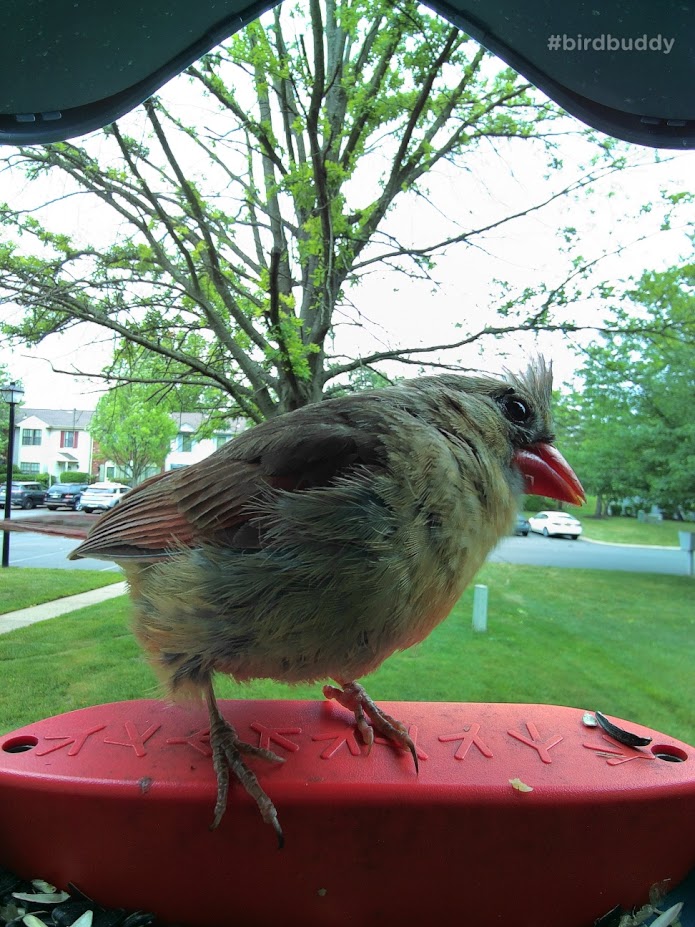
[206,689,285,847]
[323,681,418,773]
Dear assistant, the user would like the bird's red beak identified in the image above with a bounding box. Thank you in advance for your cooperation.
[513,443,586,506]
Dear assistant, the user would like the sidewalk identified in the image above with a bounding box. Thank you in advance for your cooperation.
[0,581,128,634]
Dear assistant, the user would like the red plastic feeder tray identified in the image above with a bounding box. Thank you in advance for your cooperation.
[0,699,693,926]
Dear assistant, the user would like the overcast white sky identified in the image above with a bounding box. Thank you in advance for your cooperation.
[1,10,694,410]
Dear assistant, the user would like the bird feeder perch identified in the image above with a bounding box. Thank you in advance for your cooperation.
[1,699,693,927]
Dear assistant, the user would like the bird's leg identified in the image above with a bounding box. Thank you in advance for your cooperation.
[323,681,419,773]
[205,681,285,847]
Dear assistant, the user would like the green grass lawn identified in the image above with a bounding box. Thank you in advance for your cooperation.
[1,564,692,745]
[578,516,691,547]
[1,567,124,614]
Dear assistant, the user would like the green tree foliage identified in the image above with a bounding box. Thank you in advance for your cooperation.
[89,385,178,484]
[0,364,20,465]
[0,0,637,422]
[556,263,695,516]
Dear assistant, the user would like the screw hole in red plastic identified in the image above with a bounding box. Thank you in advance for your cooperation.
[2,735,39,754]
[650,744,687,763]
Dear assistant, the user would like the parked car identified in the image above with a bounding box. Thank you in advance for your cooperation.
[528,511,582,539]
[513,514,530,536]
[79,482,131,513]
[0,481,46,509]
[45,482,90,511]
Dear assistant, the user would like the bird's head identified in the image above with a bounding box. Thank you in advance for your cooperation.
[495,358,585,506]
[411,359,585,507]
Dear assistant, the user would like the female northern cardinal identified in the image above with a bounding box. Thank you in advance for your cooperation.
[4,360,584,845]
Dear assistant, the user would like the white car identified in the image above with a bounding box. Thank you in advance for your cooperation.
[528,511,582,539]
[79,482,131,513]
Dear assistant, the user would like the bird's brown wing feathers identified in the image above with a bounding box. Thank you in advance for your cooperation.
[71,408,388,562]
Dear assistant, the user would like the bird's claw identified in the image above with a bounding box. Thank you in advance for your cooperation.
[207,690,285,848]
[353,703,374,754]
[323,681,418,773]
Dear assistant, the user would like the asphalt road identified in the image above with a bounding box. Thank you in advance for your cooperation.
[2,509,120,572]
[489,533,688,575]
[2,509,690,575]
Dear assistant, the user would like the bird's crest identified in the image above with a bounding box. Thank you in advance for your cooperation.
[506,356,553,406]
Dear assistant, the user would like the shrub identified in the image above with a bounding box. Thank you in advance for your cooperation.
[59,471,92,484]
[522,494,555,513]
[0,465,23,486]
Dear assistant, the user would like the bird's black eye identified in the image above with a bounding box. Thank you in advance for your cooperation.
[498,391,531,425]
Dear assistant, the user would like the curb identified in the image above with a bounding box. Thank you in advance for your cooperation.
[580,537,680,551]
[0,581,128,634]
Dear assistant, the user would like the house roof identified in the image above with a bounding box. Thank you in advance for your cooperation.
[17,407,245,435]
[17,408,94,430]
[170,411,210,431]
[170,411,246,434]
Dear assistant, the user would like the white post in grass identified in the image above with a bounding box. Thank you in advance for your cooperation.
[678,532,695,577]
[472,584,488,632]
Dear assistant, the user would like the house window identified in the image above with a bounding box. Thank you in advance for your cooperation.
[177,432,194,452]
[215,433,233,449]
[21,429,41,446]
[61,431,79,448]
[20,462,40,473]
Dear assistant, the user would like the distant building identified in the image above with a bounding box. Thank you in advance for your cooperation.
[165,412,244,471]
[13,408,245,483]
[13,409,95,477]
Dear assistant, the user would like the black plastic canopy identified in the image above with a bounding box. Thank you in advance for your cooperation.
[0,0,693,148]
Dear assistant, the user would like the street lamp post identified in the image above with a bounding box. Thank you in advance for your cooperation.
[2,380,25,568]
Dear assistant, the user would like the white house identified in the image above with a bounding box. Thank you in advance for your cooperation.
[164,412,245,471]
[14,408,246,483]
[14,409,95,477]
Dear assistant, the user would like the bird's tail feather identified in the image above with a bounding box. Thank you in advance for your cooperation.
[0,514,93,539]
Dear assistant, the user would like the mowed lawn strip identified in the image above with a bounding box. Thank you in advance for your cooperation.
[1,566,124,614]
